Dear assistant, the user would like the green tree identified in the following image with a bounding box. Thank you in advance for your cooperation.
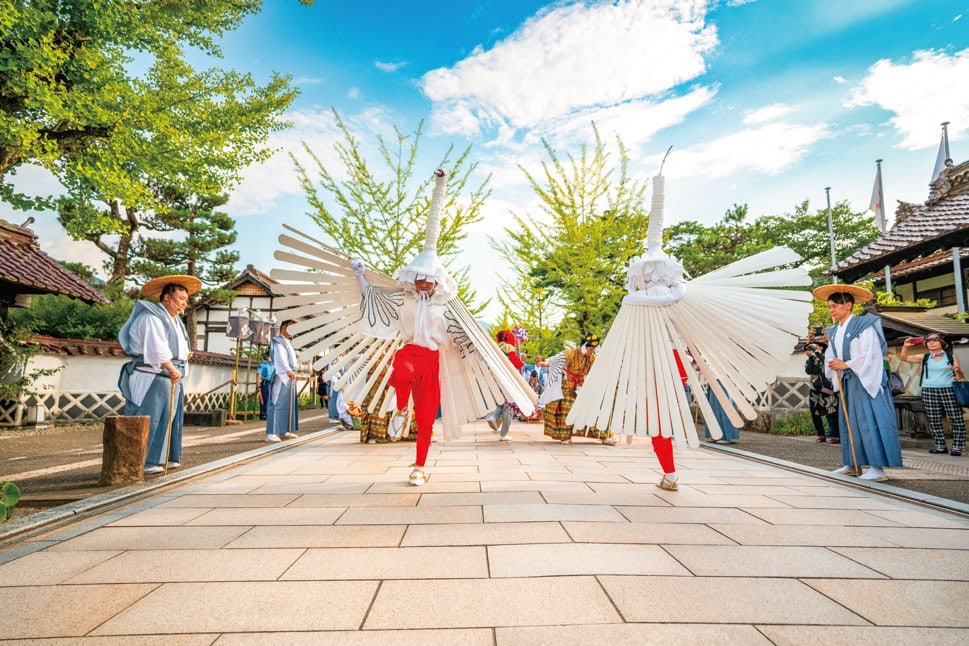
[496,125,648,344]
[54,57,296,295]
[665,204,774,277]
[129,190,239,347]
[10,294,133,341]
[2,1,300,295]
[292,109,491,312]
[758,199,881,282]
[1,0,280,193]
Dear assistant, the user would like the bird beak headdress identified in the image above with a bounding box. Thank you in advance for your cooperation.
[395,168,459,300]
[624,147,687,306]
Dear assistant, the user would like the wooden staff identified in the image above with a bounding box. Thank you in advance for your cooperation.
[163,378,176,475]
[834,370,861,477]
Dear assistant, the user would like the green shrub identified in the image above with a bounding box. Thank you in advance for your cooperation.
[1,482,21,523]
[772,411,816,436]
[10,294,133,340]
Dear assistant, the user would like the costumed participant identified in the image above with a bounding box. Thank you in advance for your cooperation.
[568,149,812,490]
[270,169,536,486]
[487,329,524,441]
[541,333,618,445]
[265,319,301,442]
[816,284,902,481]
[118,275,201,475]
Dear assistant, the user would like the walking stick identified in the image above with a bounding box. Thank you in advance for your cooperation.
[163,378,176,475]
[834,370,861,477]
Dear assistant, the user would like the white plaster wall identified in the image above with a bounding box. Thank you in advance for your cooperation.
[25,352,235,396]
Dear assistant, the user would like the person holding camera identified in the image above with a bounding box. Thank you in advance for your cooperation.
[898,333,965,456]
[805,326,840,444]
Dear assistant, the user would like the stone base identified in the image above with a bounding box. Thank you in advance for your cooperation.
[99,416,150,486]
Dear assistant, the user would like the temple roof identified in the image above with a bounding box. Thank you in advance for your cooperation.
[0,220,108,304]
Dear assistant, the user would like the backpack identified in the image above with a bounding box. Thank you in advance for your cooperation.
[888,371,905,396]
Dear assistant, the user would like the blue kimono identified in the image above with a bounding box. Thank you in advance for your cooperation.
[827,316,902,468]
[266,334,299,436]
[705,384,741,442]
[118,301,189,466]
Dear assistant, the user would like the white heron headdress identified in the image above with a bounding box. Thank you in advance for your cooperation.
[395,168,459,301]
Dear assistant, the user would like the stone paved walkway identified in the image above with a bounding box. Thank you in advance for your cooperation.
[2,421,968,644]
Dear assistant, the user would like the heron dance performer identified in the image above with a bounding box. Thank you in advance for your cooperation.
[541,333,618,445]
[568,150,812,490]
[816,284,902,481]
[118,275,200,475]
[271,169,536,486]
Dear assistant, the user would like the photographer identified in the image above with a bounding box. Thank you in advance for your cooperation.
[899,333,965,456]
[804,330,840,444]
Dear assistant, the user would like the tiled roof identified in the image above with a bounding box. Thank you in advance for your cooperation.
[873,247,969,281]
[0,220,108,304]
[223,264,280,295]
[30,335,237,366]
[832,160,969,282]
[877,305,969,338]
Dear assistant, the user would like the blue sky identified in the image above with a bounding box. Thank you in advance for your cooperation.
[14,0,969,321]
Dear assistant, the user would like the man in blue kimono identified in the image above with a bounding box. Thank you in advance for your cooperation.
[265,319,300,442]
[118,275,200,475]
[815,284,902,482]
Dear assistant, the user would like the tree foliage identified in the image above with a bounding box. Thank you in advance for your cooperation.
[9,294,133,341]
[293,109,491,311]
[495,125,648,347]
[1,0,269,186]
[2,1,300,293]
[666,199,880,283]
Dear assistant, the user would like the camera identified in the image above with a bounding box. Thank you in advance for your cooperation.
[909,336,925,345]
[812,325,824,336]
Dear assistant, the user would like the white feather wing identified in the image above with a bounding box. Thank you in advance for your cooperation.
[272,225,536,434]
[569,246,812,446]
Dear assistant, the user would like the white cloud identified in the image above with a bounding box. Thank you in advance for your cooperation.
[833,75,848,84]
[845,48,969,149]
[742,103,793,125]
[726,0,758,6]
[347,86,361,99]
[293,76,323,86]
[665,120,833,179]
[226,106,397,216]
[375,60,407,73]
[421,0,718,138]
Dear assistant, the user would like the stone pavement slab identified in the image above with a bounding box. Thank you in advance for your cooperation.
[1,420,967,642]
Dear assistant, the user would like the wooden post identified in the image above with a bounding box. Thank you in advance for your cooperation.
[99,416,150,486]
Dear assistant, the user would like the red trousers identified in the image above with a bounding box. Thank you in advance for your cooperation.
[389,344,440,467]
[651,435,675,474]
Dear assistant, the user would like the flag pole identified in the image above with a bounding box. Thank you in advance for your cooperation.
[825,187,838,284]
[875,159,891,294]
[942,121,951,165]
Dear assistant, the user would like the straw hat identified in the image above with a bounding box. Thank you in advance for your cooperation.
[140,275,202,300]
[811,283,873,304]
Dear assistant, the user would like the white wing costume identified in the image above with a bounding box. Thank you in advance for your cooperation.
[567,163,812,448]
[271,170,536,441]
